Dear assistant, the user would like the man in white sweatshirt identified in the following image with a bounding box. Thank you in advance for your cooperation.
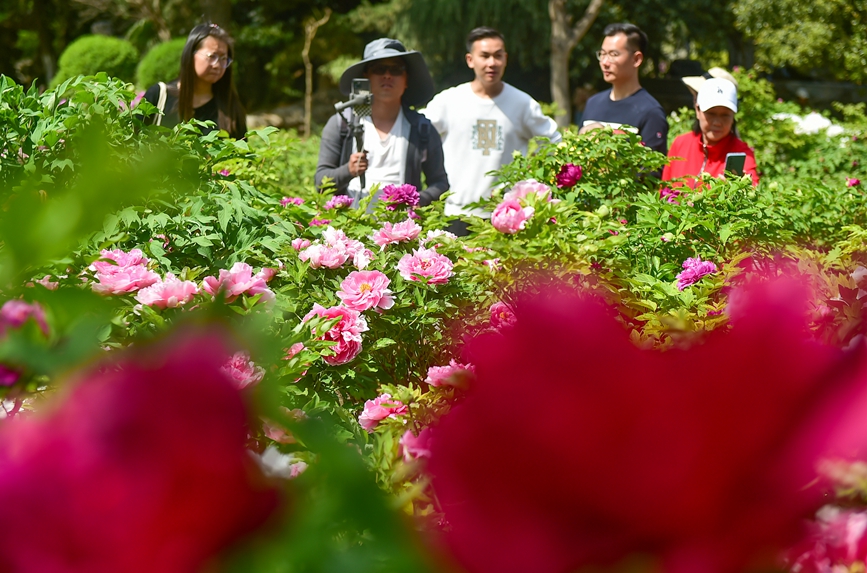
[422,27,561,232]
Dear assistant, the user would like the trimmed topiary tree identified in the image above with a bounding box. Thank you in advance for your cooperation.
[136,38,186,89]
[51,35,138,88]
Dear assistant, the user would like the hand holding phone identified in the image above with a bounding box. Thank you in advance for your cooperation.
[724,152,746,177]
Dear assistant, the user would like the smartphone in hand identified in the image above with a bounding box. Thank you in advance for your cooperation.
[724,152,746,177]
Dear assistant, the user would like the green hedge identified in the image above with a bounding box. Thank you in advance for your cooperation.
[136,38,185,89]
[51,35,138,88]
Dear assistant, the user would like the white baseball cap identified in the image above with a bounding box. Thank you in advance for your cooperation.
[696,77,738,113]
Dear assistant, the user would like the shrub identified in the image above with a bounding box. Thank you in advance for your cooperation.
[50,35,138,88]
[135,38,186,89]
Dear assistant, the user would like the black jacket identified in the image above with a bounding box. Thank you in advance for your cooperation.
[314,106,449,206]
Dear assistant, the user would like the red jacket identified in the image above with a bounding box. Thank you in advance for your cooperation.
[662,131,759,188]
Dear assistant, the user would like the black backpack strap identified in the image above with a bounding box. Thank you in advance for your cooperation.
[418,118,430,149]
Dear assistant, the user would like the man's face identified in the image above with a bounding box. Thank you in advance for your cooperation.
[597,33,641,86]
[363,57,408,105]
[466,37,507,87]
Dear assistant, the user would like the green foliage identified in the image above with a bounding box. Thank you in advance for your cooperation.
[50,35,139,88]
[135,38,185,89]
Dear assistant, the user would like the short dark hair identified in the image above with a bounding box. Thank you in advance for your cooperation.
[603,23,648,55]
[466,27,505,53]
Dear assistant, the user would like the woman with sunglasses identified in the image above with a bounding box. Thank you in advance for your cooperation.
[315,38,448,208]
[143,24,247,140]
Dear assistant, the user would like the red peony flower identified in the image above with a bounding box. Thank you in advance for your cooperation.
[555,163,582,188]
[429,279,867,573]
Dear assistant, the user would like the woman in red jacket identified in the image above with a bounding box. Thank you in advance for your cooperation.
[662,77,759,188]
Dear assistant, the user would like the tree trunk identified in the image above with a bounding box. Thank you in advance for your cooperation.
[549,0,605,127]
[31,0,57,85]
[199,0,232,31]
[302,9,331,139]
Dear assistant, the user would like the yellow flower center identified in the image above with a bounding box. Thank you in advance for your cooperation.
[359,283,372,292]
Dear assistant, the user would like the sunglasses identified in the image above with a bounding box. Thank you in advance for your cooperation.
[367,63,406,76]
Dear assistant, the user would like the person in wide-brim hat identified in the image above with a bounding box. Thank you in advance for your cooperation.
[339,38,435,107]
[681,66,739,96]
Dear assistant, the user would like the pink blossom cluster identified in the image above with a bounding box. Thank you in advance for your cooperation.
[336,270,394,312]
[220,350,265,390]
[425,359,475,388]
[489,301,517,330]
[299,227,372,270]
[372,219,422,248]
[0,300,49,338]
[380,184,420,210]
[202,262,275,303]
[660,186,682,204]
[676,256,718,290]
[135,273,199,309]
[91,248,160,295]
[323,195,354,210]
[399,428,433,462]
[358,393,408,432]
[303,303,369,365]
[292,238,312,251]
[397,246,454,284]
[504,179,551,202]
[787,506,867,572]
[491,199,534,234]
[262,408,308,444]
[555,163,582,188]
[280,196,304,206]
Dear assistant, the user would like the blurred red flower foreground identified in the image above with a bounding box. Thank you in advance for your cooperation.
[0,330,278,573]
[429,281,867,573]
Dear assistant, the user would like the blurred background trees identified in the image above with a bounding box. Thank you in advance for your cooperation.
[0,0,863,124]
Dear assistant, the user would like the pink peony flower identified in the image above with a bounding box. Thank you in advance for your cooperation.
[202,262,275,303]
[0,330,278,572]
[660,186,682,204]
[92,265,160,295]
[489,301,517,330]
[399,428,433,462]
[336,270,395,312]
[0,300,49,338]
[504,179,551,202]
[292,238,312,251]
[135,274,199,309]
[482,258,501,272]
[372,219,422,248]
[220,351,265,390]
[90,248,149,274]
[381,184,420,210]
[323,195,354,210]
[425,360,475,388]
[309,218,332,227]
[262,408,307,444]
[299,227,370,270]
[303,304,369,366]
[358,393,408,432]
[491,199,534,234]
[421,229,458,246]
[218,169,231,176]
[676,256,718,290]
[281,197,304,206]
[299,243,350,269]
[847,178,861,187]
[34,275,59,290]
[256,267,277,283]
[787,506,867,572]
[555,163,582,188]
[284,342,305,360]
[397,247,454,284]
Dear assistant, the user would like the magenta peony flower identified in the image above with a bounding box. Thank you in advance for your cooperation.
[303,303,368,366]
[425,359,475,388]
[336,270,395,312]
[0,300,49,337]
[291,238,312,251]
[0,330,278,572]
[381,184,420,210]
[555,163,583,188]
[396,247,454,284]
[135,274,199,309]
[202,262,275,303]
[323,195,354,210]
[0,365,19,386]
[358,393,408,432]
[847,178,861,187]
[676,256,718,290]
[220,350,265,390]
[309,218,332,227]
[218,169,231,176]
[489,301,517,330]
[372,219,422,248]
[491,199,534,234]
[280,196,304,206]
[504,179,551,202]
[399,428,433,462]
[660,186,682,204]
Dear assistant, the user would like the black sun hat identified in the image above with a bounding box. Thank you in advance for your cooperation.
[339,38,435,107]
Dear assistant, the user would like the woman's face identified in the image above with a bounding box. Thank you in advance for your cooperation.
[364,57,407,105]
[193,36,230,85]
[696,105,734,144]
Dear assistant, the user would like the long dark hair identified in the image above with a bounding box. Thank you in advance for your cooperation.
[177,24,246,137]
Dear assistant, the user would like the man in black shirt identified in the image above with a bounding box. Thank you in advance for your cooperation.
[579,23,668,154]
